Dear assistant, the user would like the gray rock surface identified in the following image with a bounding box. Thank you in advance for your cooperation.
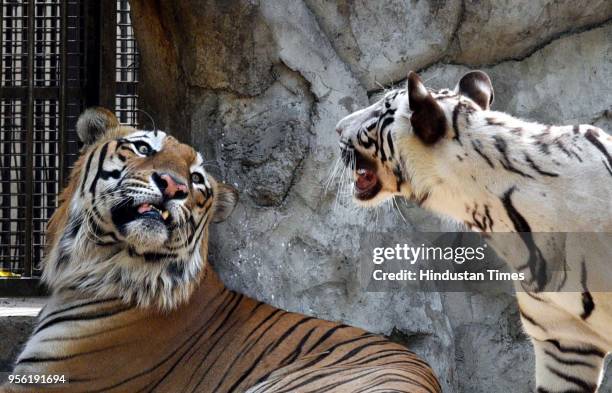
[0,316,33,377]
[304,0,461,90]
[126,2,612,392]
[453,0,612,65]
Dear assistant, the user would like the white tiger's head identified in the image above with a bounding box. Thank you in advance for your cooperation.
[335,71,494,208]
[43,107,238,310]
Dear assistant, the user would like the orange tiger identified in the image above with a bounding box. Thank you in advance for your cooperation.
[1,107,441,393]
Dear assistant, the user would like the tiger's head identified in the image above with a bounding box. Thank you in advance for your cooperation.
[335,71,493,208]
[43,107,238,310]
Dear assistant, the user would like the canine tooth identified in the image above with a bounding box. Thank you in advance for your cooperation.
[162,210,170,220]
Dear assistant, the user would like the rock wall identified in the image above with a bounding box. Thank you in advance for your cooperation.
[129,1,612,392]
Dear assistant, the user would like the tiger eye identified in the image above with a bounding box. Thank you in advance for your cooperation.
[191,172,204,184]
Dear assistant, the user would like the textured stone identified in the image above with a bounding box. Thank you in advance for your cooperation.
[131,3,612,392]
[453,0,612,65]
[197,65,314,206]
[0,316,35,375]
[304,0,461,90]
[420,24,612,125]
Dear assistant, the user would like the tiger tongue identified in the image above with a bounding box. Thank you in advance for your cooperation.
[138,203,153,214]
[356,168,377,191]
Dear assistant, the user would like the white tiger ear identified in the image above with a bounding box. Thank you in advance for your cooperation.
[407,71,448,145]
[213,183,239,223]
[455,71,494,110]
[76,107,119,145]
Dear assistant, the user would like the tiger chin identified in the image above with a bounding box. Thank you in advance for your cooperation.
[336,71,612,392]
[3,108,442,393]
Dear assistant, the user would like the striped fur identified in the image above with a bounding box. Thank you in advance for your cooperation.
[2,108,441,393]
[335,71,611,392]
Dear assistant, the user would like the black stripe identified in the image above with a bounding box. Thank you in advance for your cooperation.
[604,160,612,177]
[278,326,318,365]
[251,326,319,388]
[554,139,573,159]
[326,339,391,368]
[494,136,534,179]
[545,365,597,392]
[171,292,243,390]
[452,104,463,145]
[501,187,547,290]
[584,128,612,170]
[380,116,394,133]
[543,349,596,369]
[272,334,378,389]
[386,131,395,158]
[33,306,131,335]
[378,128,387,162]
[80,148,96,196]
[37,298,120,326]
[518,307,547,332]
[484,205,494,231]
[89,142,110,195]
[580,261,594,320]
[306,324,349,354]
[225,317,316,393]
[471,140,495,169]
[18,344,122,364]
[98,291,235,393]
[40,320,141,343]
[501,186,531,231]
[524,154,559,177]
[158,295,257,393]
[545,339,605,358]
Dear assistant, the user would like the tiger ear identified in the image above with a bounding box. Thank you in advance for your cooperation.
[213,183,239,223]
[76,107,119,145]
[407,71,447,145]
[455,70,494,110]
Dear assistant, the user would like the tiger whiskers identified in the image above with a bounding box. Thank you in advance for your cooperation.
[323,155,342,195]
[332,148,355,212]
[392,196,409,225]
[81,192,123,245]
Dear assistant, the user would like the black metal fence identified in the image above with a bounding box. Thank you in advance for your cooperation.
[0,0,138,294]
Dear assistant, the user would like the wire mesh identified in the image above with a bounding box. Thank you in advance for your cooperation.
[115,0,138,126]
[1,1,28,87]
[33,0,60,87]
[0,1,139,281]
[0,99,27,275]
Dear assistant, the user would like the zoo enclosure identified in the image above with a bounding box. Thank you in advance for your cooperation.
[0,0,139,295]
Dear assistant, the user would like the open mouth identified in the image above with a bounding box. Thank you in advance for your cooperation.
[137,203,171,221]
[353,154,381,200]
[111,198,172,229]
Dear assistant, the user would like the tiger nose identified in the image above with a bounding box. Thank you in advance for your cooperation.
[152,172,188,199]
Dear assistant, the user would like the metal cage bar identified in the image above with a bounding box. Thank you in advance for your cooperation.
[0,0,139,295]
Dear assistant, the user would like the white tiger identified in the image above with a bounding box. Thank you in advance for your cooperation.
[334,70,611,392]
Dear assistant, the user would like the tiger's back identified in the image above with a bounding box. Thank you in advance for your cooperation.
[6,272,440,393]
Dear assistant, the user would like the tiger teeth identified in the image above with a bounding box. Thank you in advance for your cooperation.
[161,210,170,220]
